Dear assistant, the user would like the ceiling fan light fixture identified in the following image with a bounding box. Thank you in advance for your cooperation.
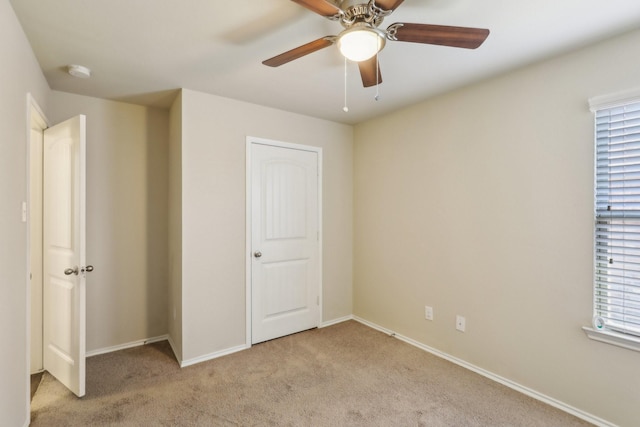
[337,26,385,62]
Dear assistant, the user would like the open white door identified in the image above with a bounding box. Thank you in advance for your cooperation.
[42,115,87,397]
[250,142,321,344]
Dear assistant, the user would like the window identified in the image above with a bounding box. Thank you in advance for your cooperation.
[593,98,640,342]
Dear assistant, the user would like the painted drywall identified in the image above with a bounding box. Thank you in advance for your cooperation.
[47,91,169,353]
[178,89,353,361]
[353,28,640,427]
[0,0,50,425]
[168,92,183,361]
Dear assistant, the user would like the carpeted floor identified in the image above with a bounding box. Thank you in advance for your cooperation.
[31,372,44,401]
[30,320,593,426]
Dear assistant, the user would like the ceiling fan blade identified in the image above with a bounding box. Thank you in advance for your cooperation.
[358,56,383,88]
[263,37,335,67]
[389,23,490,49]
[373,0,405,12]
[291,0,342,18]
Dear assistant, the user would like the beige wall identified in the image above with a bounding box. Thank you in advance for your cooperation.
[353,28,640,427]
[48,91,169,352]
[0,0,50,425]
[178,89,353,362]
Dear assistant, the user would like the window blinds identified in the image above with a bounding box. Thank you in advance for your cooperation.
[595,100,640,337]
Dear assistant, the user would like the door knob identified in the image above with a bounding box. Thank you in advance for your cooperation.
[64,266,79,276]
[64,265,94,275]
[254,251,262,258]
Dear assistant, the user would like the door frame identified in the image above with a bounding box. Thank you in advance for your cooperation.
[245,136,323,348]
[25,93,49,414]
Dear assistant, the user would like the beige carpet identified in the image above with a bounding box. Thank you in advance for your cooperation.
[31,320,592,426]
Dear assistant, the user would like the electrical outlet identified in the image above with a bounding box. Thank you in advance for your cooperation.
[425,306,433,321]
[456,315,466,332]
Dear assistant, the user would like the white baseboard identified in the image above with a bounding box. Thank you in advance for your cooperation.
[320,315,354,328]
[86,334,169,358]
[352,316,616,427]
[177,315,354,367]
[180,344,249,368]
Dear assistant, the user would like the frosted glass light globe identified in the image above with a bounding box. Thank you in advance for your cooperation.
[338,27,385,62]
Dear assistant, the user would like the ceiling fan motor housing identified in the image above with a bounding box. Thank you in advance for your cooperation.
[340,1,388,28]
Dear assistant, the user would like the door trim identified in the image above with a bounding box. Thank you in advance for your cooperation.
[25,93,50,417]
[245,137,323,348]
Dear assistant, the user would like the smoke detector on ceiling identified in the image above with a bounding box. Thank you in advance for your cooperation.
[67,64,91,79]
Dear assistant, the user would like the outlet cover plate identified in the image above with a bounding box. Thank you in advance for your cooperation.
[425,306,433,321]
[456,315,466,332]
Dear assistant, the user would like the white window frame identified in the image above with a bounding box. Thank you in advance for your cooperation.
[584,87,640,352]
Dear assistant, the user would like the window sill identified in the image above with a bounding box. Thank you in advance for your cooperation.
[582,326,640,352]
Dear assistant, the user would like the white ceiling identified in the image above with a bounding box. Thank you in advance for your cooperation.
[10,0,640,125]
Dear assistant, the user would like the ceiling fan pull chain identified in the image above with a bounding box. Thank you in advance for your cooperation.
[343,56,349,112]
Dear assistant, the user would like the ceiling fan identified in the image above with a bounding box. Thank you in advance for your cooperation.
[263,0,490,87]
